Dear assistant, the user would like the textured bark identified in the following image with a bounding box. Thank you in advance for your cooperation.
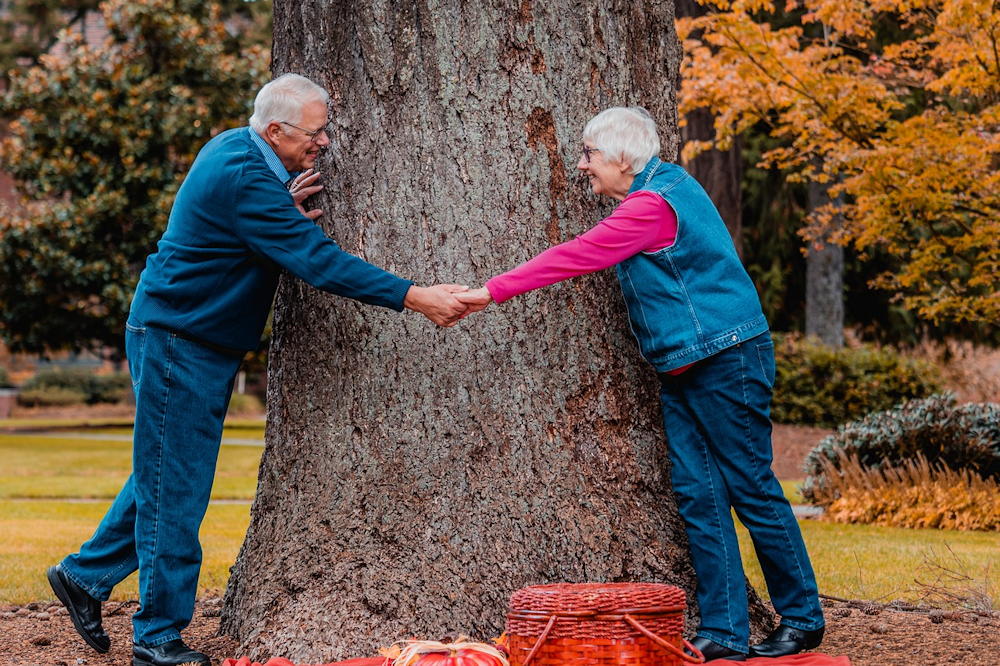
[222,1,771,660]
[675,0,743,256]
[805,179,844,347]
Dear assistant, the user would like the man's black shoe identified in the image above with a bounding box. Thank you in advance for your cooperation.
[46,564,110,654]
[133,638,211,666]
[749,624,825,658]
[685,635,747,661]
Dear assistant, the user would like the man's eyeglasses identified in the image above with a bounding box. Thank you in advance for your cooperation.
[280,120,329,144]
[582,146,601,163]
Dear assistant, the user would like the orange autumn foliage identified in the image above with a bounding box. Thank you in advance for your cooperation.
[678,0,999,324]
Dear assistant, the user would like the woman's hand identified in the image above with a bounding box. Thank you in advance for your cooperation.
[455,287,493,316]
[289,168,324,220]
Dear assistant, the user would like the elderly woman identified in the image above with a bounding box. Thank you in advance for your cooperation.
[458,107,825,661]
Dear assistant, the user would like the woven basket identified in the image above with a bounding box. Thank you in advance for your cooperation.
[505,583,704,666]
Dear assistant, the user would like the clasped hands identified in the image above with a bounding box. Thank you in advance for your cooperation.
[403,285,492,328]
[289,170,494,328]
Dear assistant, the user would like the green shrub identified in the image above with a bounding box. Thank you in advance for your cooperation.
[0,366,11,388]
[20,368,131,404]
[17,387,87,407]
[772,333,940,427]
[227,393,263,416]
[92,373,132,404]
[802,393,1000,503]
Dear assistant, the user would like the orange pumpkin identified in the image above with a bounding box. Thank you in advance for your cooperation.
[392,639,508,666]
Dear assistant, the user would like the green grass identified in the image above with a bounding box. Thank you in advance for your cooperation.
[737,519,1000,607]
[0,500,249,604]
[1,425,996,609]
[0,433,263,499]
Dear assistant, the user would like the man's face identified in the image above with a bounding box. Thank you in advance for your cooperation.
[269,100,331,172]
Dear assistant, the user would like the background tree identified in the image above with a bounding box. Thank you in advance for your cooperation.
[679,0,1000,327]
[221,0,772,660]
[0,0,270,355]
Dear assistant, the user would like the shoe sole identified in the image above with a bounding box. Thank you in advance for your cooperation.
[46,566,111,654]
[133,657,210,666]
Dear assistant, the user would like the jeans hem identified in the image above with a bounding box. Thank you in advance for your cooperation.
[777,617,826,632]
[696,630,748,653]
[59,560,108,602]
[136,631,182,648]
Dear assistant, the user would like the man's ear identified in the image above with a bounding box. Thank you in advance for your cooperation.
[265,122,284,145]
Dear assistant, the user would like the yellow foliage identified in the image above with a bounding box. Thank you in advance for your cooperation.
[679,0,1000,324]
[811,452,1000,531]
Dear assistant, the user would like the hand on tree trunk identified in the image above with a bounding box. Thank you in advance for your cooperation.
[404,284,470,327]
[289,168,324,220]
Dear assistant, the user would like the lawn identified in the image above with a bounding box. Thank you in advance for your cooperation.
[0,432,263,500]
[1,424,997,608]
[737,520,1000,608]
[0,500,249,603]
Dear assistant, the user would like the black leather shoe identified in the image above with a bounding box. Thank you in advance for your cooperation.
[133,638,211,666]
[46,564,110,653]
[686,635,747,661]
[749,624,825,658]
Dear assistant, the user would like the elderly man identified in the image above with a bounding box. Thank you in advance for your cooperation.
[46,73,467,666]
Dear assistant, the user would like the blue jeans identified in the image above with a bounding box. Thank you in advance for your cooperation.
[60,322,242,647]
[659,332,823,652]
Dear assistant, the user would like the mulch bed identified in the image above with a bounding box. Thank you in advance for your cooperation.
[1,596,998,666]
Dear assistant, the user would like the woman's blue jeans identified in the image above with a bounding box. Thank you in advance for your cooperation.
[59,322,242,647]
[659,332,824,652]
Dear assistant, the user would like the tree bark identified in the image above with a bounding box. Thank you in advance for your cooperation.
[675,0,743,256]
[805,178,844,347]
[222,1,771,660]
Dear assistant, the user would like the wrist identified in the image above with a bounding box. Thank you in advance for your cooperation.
[403,285,424,311]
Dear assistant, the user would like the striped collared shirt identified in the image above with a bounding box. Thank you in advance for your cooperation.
[247,126,292,184]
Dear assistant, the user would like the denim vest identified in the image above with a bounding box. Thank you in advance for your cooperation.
[615,157,768,372]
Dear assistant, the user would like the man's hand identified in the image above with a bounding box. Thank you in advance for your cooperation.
[454,287,492,317]
[289,168,324,220]
[404,284,469,327]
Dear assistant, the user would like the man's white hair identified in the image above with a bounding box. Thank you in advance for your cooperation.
[249,73,329,133]
[582,106,661,174]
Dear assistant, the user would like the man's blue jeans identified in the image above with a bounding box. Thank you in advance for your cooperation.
[60,322,242,647]
[659,332,824,653]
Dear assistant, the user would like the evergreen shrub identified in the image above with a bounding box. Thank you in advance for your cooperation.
[19,368,131,404]
[772,333,940,427]
[17,387,87,407]
[0,366,11,388]
[802,393,1000,503]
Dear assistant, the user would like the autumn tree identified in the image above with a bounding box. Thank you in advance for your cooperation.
[221,0,772,661]
[679,0,1000,326]
[0,0,269,354]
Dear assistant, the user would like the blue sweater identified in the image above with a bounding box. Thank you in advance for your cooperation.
[130,127,413,351]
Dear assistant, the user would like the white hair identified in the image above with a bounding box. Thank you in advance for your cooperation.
[248,73,330,133]
[582,107,661,174]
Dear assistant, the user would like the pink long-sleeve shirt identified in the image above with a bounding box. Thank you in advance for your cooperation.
[485,191,693,374]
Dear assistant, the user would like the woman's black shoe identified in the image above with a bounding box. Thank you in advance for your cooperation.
[749,624,825,657]
[686,635,747,661]
[133,638,210,666]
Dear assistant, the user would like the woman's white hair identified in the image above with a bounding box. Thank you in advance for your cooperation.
[249,73,330,133]
[582,106,661,174]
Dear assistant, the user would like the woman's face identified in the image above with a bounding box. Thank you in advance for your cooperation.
[577,143,634,201]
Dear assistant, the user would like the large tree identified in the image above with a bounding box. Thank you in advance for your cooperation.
[222,0,771,661]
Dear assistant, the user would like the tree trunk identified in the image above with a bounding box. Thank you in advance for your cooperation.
[222,1,771,660]
[805,179,844,347]
[675,0,743,256]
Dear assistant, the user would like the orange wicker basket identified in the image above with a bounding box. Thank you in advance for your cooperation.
[505,583,704,666]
